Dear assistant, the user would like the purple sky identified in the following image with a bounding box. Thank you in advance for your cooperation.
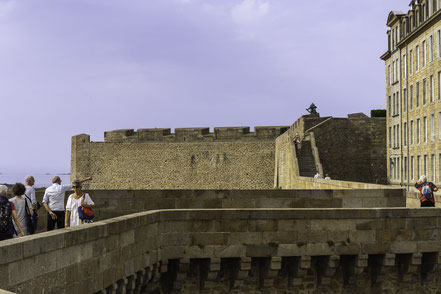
[0,0,408,173]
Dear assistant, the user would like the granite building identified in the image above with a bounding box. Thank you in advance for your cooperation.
[382,0,441,186]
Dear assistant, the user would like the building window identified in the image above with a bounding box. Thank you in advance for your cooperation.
[423,78,427,105]
[411,120,414,145]
[404,156,408,181]
[404,54,407,79]
[390,158,394,180]
[410,49,414,74]
[393,125,396,147]
[398,124,400,147]
[418,155,421,179]
[439,154,441,182]
[439,112,441,140]
[388,96,392,117]
[389,127,392,148]
[424,116,428,143]
[411,156,415,180]
[431,114,435,141]
[430,35,434,62]
[432,154,436,181]
[438,30,441,58]
[410,84,414,109]
[417,118,421,144]
[424,155,428,176]
[392,61,395,83]
[396,92,400,115]
[416,45,420,71]
[393,93,396,115]
[431,75,435,102]
[423,40,427,67]
[388,65,391,86]
[398,158,401,180]
[439,72,441,100]
[404,88,407,112]
[404,122,408,146]
[416,82,420,107]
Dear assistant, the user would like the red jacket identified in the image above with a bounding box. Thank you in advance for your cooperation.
[415,182,437,203]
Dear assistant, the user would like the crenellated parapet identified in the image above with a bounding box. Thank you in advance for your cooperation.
[102,126,289,143]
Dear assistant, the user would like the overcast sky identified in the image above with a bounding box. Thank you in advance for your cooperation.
[0,0,409,173]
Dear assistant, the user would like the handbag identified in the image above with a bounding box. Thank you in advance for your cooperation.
[77,194,94,220]
[24,200,36,234]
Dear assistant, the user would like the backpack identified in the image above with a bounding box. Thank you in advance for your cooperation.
[422,183,433,199]
[0,201,12,233]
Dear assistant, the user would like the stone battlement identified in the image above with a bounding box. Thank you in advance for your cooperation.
[102,126,289,143]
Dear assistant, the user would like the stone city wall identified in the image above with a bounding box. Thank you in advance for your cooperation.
[275,128,390,190]
[71,126,288,190]
[2,208,441,293]
[274,130,299,188]
[30,188,406,233]
[291,114,387,184]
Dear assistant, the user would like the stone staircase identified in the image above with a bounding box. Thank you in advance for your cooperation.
[298,140,317,177]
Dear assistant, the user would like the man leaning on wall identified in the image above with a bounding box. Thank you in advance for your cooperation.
[43,176,92,231]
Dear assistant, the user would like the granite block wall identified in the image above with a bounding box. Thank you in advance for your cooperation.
[71,126,289,190]
[2,208,441,293]
[30,188,406,233]
[290,114,387,184]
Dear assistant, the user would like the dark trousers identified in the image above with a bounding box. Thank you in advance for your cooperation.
[47,211,65,231]
[421,201,435,207]
[0,234,13,241]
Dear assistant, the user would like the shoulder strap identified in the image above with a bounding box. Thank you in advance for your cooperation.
[24,194,32,202]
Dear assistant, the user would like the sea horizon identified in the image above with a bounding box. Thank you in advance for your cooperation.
[0,172,71,188]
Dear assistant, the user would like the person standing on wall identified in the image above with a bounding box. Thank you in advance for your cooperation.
[25,175,38,212]
[24,175,39,232]
[415,175,438,207]
[0,185,24,240]
[65,180,95,227]
[9,183,34,236]
[43,176,92,231]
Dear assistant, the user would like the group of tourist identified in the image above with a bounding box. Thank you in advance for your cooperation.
[0,175,94,241]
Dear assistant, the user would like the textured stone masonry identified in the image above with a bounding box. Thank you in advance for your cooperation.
[71,126,289,190]
[2,208,441,293]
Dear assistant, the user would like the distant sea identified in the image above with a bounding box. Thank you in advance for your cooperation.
[0,173,71,188]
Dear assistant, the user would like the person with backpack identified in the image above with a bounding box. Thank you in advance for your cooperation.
[0,185,24,240]
[415,175,438,207]
[9,183,34,236]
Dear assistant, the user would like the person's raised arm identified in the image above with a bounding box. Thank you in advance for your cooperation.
[79,177,92,183]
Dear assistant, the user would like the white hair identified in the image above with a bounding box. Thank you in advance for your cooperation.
[0,185,8,196]
[420,175,427,183]
[25,175,34,184]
